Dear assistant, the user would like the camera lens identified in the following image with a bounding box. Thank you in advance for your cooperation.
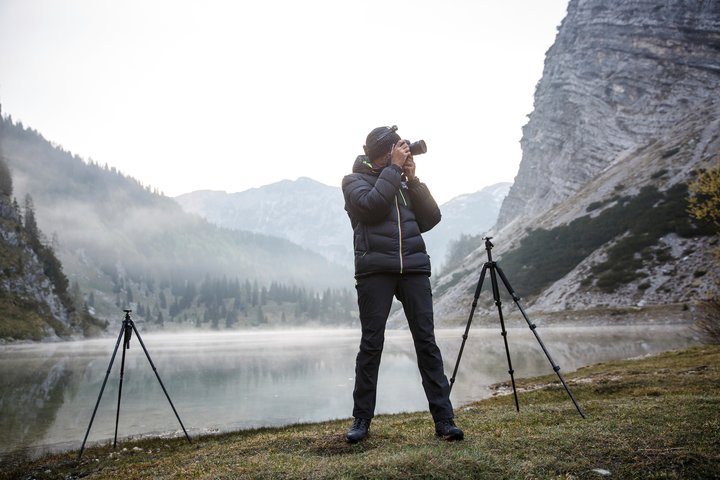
[408,140,427,156]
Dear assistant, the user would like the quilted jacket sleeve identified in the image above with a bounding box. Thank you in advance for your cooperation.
[342,165,403,224]
[407,179,441,233]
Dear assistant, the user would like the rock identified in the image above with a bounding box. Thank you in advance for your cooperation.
[497,0,720,228]
[432,0,720,323]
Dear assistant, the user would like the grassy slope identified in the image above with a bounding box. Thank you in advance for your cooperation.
[2,346,719,479]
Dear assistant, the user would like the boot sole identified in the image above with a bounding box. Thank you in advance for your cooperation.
[437,432,464,441]
[345,436,366,444]
[345,433,368,444]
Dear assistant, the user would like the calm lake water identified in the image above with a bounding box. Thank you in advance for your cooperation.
[0,325,698,459]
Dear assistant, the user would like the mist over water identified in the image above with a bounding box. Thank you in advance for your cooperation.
[0,325,697,459]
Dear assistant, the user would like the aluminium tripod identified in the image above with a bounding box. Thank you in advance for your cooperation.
[449,237,585,418]
[78,310,191,459]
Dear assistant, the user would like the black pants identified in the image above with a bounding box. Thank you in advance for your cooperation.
[352,273,454,422]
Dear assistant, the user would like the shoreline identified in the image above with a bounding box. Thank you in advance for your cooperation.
[1,344,718,479]
[0,327,701,462]
[0,302,700,345]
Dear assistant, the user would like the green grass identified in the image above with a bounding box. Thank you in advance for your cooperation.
[2,346,719,479]
[0,293,56,341]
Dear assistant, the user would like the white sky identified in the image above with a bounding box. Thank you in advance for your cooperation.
[0,0,568,204]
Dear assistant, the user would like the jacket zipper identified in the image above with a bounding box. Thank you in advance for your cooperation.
[398,189,407,206]
[395,195,404,274]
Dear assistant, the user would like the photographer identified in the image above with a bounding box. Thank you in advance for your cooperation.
[341,125,463,443]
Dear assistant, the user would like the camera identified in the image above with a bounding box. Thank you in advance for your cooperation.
[405,139,427,156]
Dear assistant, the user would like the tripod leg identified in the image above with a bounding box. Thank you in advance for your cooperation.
[78,323,125,460]
[113,325,130,448]
[449,263,488,393]
[489,264,520,412]
[131,323,192,444]
[495,265,586,418]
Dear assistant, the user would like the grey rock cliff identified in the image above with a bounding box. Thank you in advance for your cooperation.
[497,0,720,229]
[429,0,720,324]
[0,195,71,338]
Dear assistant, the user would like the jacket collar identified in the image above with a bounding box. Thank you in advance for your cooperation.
[352,155,384,176]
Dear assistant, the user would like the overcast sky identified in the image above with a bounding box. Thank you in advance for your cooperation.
[0,0,568,204]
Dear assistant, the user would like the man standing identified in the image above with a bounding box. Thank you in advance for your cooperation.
[341,125,463,443]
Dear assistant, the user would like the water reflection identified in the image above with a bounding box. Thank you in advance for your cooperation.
[0,325,697,459]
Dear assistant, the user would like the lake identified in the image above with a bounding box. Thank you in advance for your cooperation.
[0,325,698,459]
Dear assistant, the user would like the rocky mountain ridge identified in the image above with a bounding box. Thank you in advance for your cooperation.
[175,178,350,267]
[498,0,720,230]
[175,181,511,271]
[429,0,720,325]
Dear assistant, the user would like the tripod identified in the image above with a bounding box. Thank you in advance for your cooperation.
[79,310,191,459]
[449,237,585,418]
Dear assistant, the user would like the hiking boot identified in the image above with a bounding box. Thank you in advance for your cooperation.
[345,417,371,443]
[435,418,464,441]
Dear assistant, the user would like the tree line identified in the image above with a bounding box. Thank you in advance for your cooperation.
[100,272,358,330]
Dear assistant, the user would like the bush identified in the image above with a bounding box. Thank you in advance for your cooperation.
[693,297,720,344]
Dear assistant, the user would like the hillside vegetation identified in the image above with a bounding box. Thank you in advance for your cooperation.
[0,154,106,340]
[436,182,716,301]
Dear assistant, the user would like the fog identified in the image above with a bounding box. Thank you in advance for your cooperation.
[0,325,698,459]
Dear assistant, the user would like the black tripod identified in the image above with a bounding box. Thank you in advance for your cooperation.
[79,310,191,459]
[449,237,585,418]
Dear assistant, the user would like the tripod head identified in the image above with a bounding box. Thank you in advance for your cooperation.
[482,236,495,262]
[122,309,133,349]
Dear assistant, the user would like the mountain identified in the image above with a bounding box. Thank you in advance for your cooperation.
[175,178,350,267]
[498,0,720,230]
[424,182,511,272]
[0,149,105,340]
[430,0,720,324]
[1,117,355,329]
[175,181,510,272]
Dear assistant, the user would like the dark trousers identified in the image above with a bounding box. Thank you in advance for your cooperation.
[352,273,454,422]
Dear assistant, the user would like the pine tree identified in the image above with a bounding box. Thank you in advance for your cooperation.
[0,156,12,198]
[23,194,40,243]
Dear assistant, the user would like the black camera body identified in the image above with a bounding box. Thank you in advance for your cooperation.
[405,139,427,156]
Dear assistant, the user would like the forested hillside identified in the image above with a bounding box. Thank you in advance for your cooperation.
[0,137,105,340]
[1,115,357,333]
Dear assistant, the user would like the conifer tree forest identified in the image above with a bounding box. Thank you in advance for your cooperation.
[107,274,358,329]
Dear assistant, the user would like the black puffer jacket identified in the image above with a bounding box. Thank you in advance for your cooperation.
[342,155,441,278]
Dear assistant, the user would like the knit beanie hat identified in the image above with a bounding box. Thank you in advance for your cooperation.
[364,125,401,160]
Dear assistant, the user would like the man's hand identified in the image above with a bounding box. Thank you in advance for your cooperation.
[403,156,416,181]
[390,140,410,168]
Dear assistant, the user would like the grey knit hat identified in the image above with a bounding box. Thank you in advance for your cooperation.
[363,125,401,160]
